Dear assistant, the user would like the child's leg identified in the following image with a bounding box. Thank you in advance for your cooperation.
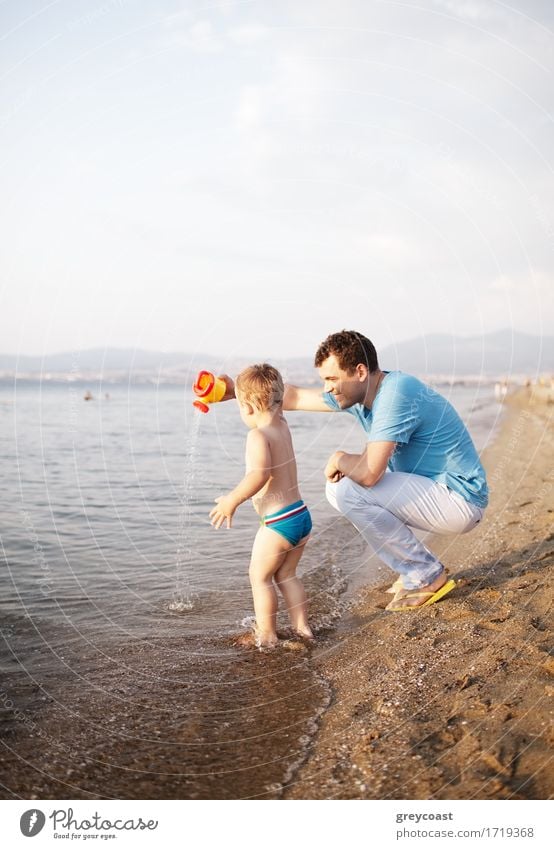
[248,527,289,647]
[274,535,313,638]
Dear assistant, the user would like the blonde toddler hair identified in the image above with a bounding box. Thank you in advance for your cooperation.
[235,363,284,411]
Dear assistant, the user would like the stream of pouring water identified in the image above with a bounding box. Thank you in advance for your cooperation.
[168,410,202,612]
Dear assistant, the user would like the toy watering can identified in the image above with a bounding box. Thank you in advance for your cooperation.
[192,371,227,413]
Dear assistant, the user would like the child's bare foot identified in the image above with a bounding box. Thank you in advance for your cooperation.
[294,627,315,642]
[233,632,257,649]
[254,625,278,649]
[233,630,278,650]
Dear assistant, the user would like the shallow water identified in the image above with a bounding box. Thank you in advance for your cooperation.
[1,381,502,638]
[169,412,201,613]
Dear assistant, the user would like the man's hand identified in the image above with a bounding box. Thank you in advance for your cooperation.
[324,442,395,486]
[218,374,236,401]
[209,494,238,529]
[324,451,345,483]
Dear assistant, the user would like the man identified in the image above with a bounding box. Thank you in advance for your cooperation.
[222,330,488,611]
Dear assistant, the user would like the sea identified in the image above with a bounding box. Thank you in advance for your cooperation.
[0,379,506,798]
[0,380,503,640]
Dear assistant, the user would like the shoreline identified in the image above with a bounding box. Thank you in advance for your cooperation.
[284,388,553,799]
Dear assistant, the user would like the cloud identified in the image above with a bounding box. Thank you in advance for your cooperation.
[235,85,265,130]
[360,233,425,268]
[186,20,222,53]
[273,52,330,121]
[431,0,503,22]
[159,16,223,52]
[480,270,554,333]
[227,24,270,45]
[2,0,553,355]
[489,275,516,292]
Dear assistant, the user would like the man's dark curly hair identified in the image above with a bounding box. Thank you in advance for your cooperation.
[314,330,379,374]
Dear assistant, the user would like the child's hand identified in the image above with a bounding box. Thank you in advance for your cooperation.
[209,495,237,529]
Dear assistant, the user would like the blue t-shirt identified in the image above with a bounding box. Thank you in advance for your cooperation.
[323,371,488,508]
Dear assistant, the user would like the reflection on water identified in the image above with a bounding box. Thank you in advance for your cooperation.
[169,412,202,613]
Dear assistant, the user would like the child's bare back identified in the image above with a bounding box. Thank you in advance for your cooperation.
[251,414,301,517]
[209,364,313,648]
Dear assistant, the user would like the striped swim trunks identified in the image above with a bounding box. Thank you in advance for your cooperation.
[261,500,312,547]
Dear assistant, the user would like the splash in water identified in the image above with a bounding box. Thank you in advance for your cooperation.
[168,410,202,613]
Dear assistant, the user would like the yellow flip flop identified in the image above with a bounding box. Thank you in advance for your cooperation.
[385,578,457,612]
[385,568,450,595]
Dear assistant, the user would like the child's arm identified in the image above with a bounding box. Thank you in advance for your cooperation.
[209,430,271,529]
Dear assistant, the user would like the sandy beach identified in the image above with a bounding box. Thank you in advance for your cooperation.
[1,387,552,800]
[286,387,553,800]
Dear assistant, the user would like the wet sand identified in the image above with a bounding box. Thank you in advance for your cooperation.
[285,388,553,799]
[0,626,327,799]
[1,388,552,800]
[0,558,349,800]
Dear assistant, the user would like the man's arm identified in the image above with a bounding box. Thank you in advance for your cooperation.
[325,441,396,487]
[217,374,331,412]
[283,383,332,412]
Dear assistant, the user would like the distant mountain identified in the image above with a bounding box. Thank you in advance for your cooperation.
[0,348,219,373]
[0,330,551,380]
[380,330,553,376]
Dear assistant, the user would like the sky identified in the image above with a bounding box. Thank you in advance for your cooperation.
[1,0,553,360]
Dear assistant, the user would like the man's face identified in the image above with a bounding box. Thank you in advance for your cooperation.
[317,354,368,408]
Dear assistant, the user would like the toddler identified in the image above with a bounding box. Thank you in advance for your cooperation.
[210,364,313,648]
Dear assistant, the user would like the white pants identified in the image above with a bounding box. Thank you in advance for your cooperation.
[326,472,484,589]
